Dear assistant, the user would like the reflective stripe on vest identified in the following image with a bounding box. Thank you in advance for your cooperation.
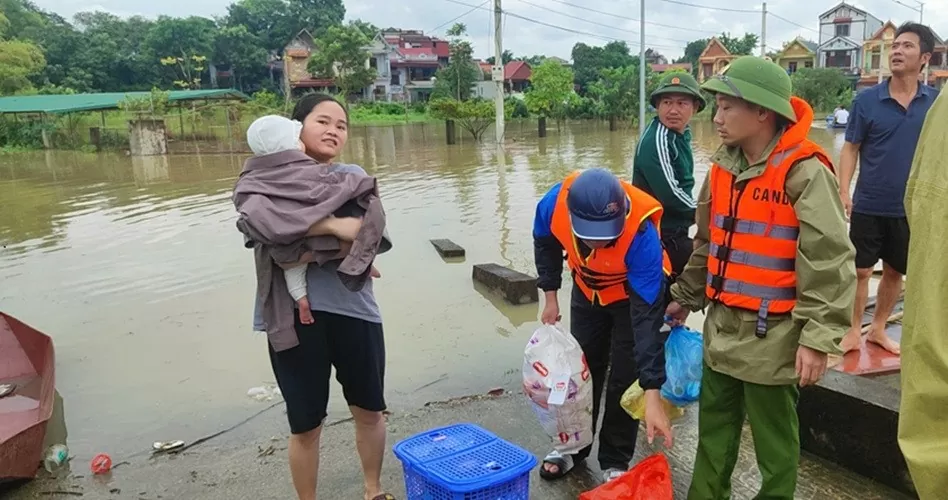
[711,214,799,241]
[708,243,796,271]
[706,274,796,300]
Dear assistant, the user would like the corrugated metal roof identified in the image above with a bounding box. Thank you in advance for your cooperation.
[0,89,250,114]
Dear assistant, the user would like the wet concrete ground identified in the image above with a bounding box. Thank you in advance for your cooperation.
[5,390,908,500]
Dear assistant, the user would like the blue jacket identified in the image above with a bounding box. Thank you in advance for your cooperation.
[532,182,668,390]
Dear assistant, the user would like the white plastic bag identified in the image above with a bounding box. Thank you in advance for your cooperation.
[522,324,593,455]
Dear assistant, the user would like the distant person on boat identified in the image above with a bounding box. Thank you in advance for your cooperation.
[237,94,397,500]
[633,71,706,307]
[899,83,948,500]
[533,168,674,483]
[665,56,856,499]
[838,22,939,356]
[832,105,849,128]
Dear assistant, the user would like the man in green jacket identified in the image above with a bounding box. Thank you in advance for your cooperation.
[900,87,948,500]
[665,56,856,499]
[633,72,706,296]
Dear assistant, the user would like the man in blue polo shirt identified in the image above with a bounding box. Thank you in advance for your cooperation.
[838,22,939,355]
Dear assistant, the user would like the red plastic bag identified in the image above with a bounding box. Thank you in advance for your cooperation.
[579,453,673,500]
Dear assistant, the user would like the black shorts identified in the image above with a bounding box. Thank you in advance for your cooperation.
[849,212,910,275]
[268,310,387,434]
[661,227,694,304]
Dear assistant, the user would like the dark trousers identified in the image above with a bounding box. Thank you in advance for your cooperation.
[571,283,641,471]
[662,227,694,305]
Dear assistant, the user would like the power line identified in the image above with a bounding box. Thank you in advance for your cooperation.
[513,0,693,44]
[429,1,490,33]
[767,12,819,34]
[658,0,758,14]
[546,0,720,35]
[440,0,682,50]
[888,0,923,13]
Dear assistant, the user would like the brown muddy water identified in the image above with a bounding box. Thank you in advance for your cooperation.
[0,120,853,461]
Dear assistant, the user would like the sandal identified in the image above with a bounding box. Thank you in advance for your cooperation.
[539,450,577,481]
[369,494,396,500]
[602,468,626,483]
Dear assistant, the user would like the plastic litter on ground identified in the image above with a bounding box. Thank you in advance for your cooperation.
[393,423,537,500]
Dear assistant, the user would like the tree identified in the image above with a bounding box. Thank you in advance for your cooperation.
[571,41,635,92]
[675,39,707,77]
[718,32,759,56]
[791,68,854,112]
[428,98,512,141]
[224,0,296,54]
[160,53,208,89]
[524,59,575,119]
[485,49,514,65]
[289,0,345,38]
[347,19,378,39]
[307,24,374,100]
[587,60,650,122]
[432,23,480,101]
[0,11,46,95]
[215,25,269,90]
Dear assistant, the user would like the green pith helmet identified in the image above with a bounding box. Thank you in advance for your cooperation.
[650,72,706,112]
[700,55,796,122]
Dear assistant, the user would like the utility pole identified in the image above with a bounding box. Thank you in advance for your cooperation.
[760,2,767,57]
[493,0,505,144]
[638,0,646,138]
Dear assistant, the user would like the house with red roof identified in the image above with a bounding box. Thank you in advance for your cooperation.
[504,61,532,93]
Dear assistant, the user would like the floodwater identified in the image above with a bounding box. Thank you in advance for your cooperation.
[0,120,853,461]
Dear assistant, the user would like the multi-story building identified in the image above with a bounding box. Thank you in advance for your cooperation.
[816,2,884,77]
[775,37,818,74]
[281,28,451,102]
[859,22,948,89]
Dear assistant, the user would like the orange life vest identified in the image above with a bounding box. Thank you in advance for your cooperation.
[550,171,673,306]
[705,96,835,336]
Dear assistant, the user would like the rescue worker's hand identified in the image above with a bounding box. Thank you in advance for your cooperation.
[839,190,853,219]
[795,345,828,387]
[540,291,561,324]
[644,390,674,448]
[665,301,689,326]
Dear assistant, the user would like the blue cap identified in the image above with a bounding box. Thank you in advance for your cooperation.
[566,168,628,240]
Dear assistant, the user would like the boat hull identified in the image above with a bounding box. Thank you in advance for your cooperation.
[0,313,55,480]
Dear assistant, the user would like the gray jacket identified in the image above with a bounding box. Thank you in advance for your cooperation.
[232,150,392,352]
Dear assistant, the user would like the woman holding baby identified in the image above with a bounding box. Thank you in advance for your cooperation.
[242,93,395,500]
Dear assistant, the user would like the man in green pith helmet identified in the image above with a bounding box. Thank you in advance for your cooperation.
[633,72,706,305]
[664,55,856,499]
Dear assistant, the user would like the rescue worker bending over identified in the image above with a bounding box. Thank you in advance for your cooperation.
[665,56,856,499]
[533,167,673,484]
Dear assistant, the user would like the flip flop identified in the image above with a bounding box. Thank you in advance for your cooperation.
[0,383,15,398]
[539,450,577,481]
[369,494,396,500]
[602,467,626,483]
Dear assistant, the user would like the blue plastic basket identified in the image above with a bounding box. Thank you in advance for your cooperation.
[393,423,537,500]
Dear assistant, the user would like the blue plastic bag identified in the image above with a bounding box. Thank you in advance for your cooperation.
[660,326,704,406]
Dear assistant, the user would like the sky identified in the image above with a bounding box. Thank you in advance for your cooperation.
[31,0,948,61]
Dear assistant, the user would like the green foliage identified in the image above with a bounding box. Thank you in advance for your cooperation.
[524,59,575,119]
[506,96,529,118]
[790,68,854,112]
[428,97,511,141]
[307,24,374,100]
[215,25,269,88]
[485,49,514,65]
[432,23,480,101]
[0,38,45,94]
[571,41,636,92]
[118,88,172,117]
[0,115,45,147]
[587,62,650,119]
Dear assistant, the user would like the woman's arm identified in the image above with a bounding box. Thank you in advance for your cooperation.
[306,215,363,241]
